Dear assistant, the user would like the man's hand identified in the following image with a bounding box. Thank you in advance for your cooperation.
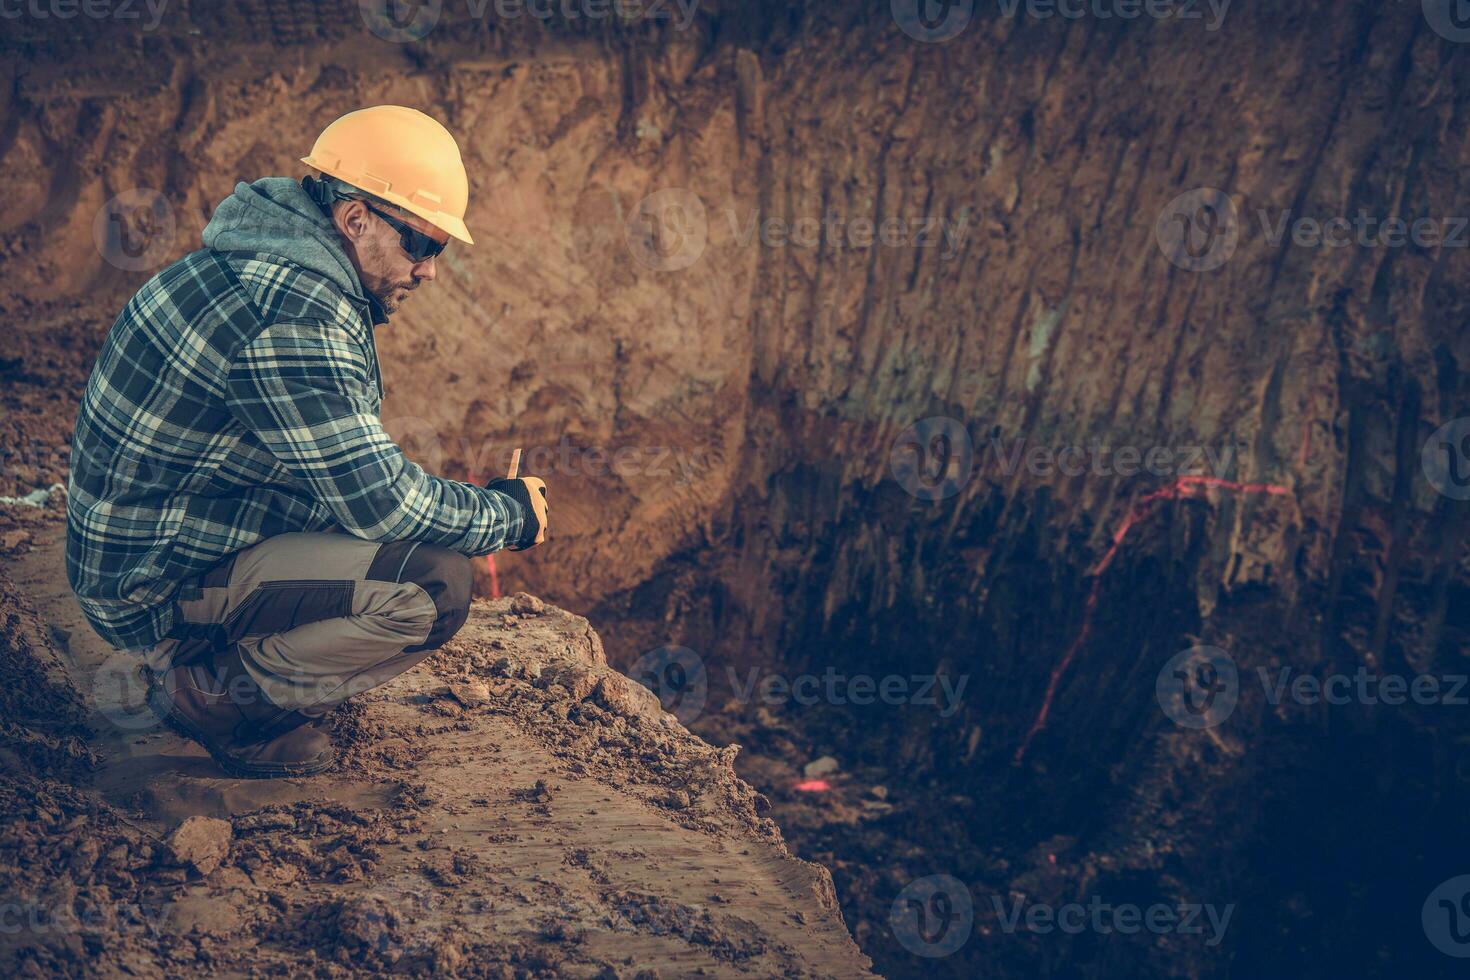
[484,477,548,550]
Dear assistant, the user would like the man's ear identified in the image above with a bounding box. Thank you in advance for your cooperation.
[333,199,373,243]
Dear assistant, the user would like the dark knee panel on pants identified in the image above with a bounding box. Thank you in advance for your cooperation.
[367,542,473,653]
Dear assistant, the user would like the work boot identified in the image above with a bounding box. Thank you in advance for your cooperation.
[146,648,334,778]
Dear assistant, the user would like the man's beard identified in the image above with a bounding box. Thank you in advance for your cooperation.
[375,279,418,314]
[362,238,420,315]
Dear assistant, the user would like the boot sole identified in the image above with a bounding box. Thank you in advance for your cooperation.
[146,680,335,779]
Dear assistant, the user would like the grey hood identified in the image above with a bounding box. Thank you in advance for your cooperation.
[202,177,369,306]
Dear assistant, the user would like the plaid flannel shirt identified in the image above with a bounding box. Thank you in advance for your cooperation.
[66,248,525,651]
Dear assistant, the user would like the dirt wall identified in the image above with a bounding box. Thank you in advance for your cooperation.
[4,3,1465,635]
[4,3,1470,977]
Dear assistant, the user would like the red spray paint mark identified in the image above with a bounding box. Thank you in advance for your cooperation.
[485,554,502,599]
[1012,475,1292,765]
[794,779,832,793]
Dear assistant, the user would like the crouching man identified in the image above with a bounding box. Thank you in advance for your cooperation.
[66,106,548,778]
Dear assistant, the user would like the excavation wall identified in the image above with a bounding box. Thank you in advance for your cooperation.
[3,2,1469,977]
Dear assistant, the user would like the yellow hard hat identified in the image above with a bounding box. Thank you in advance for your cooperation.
[301,105,474,245]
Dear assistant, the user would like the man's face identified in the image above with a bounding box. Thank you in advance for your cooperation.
[335,199,449,316]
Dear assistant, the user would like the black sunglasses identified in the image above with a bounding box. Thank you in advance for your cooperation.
[360,200,447,262]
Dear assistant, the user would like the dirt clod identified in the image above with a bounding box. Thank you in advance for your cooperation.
[509,593,547,616]
[166,816,233,876]
[447,680,491,707]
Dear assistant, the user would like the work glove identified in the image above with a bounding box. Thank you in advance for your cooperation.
[485,476,548,551]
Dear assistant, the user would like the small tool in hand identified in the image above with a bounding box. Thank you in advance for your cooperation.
[486,447,544,550]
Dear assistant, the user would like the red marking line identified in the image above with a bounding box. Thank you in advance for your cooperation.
[1013,475,1291,764]
[794,779,832,793]
[485,554,501,599]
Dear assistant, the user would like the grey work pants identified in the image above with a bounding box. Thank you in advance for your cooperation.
[145,532,473,714]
